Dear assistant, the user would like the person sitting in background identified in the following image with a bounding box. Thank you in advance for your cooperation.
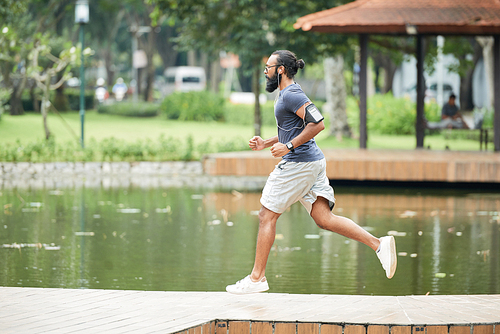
[441,94,469,129]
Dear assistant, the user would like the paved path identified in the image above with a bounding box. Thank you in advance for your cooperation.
[1,287,499,333]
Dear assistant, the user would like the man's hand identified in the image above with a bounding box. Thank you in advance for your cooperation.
[249,136,265,151]
[270,142,289,158]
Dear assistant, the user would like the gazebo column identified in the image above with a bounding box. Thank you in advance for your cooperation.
[416,35,425,148]
[495,35,500,152]
[359,34,368,149]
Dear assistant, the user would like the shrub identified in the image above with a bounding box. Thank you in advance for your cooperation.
[97,102,159,117]
[346,94,441,135]
[224,100,276,126]
[160,91,225,122]
[20,88,94,112]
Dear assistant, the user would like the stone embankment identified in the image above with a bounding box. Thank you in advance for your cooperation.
[0,161,267,190]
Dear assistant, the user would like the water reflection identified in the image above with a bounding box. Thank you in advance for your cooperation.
[0,185,499,295]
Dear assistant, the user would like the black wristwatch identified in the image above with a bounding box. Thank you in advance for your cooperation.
[285,141,295,153]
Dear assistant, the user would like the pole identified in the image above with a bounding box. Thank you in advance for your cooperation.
[359,34,368,149]
[494,35,500,152]
[416,35,425,148]
[79,24,85,148]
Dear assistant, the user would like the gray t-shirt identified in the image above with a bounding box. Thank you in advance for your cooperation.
[275,83,324,162]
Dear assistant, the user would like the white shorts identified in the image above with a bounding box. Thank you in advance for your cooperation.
[260,158,336,214]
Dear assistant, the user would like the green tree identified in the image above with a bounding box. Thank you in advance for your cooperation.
[148,0,351,136]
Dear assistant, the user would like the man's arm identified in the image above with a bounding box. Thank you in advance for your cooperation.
[270,102,325,158]
[249,135,279,151]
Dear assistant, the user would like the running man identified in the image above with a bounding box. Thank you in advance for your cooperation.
[226,50,397,294]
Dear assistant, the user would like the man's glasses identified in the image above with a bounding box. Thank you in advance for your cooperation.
[264,64,281,73]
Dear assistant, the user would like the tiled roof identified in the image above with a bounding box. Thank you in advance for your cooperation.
[294,0,500,35]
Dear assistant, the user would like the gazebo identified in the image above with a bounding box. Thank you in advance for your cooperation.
[294,0,500,152]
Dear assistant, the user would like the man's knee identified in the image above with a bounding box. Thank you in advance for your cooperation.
[258,206,280,226]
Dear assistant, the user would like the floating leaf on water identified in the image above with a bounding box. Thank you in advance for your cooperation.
[399,210,417,218]
[155,206,171,213]
[435,273,446,278]
[48,190,64,196]
[207,220,221,226]
[226,221,234,227]
[456,232,463,236]
[116,208,141,213]
[231,190,243,199]
[304,234,320,239]
[275,234,284,240]
[191,194,204,200]
[398,252,408,256]
[410,253,418,258]
[388,230,407,237]
[22,208,39,213]
[74,232,95,236]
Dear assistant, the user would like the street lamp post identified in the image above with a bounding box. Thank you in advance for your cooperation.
[75,0,89,148]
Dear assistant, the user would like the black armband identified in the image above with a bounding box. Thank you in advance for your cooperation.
[305,103,324,124]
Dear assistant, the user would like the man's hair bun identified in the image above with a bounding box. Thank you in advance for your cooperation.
[297,59,305,69]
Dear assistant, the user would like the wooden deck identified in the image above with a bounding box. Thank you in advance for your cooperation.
[1,287,499,334]
[202,149,500,184]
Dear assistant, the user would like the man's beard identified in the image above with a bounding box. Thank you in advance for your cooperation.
[265,72,281,93]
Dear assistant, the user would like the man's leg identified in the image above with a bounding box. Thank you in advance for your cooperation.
[310,196,396,278]
[310,197,379,251]
[251,206,281,281]
[226,205,281,294]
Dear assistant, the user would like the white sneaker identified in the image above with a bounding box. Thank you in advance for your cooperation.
[377,236,397,279]
[226,275,269,294]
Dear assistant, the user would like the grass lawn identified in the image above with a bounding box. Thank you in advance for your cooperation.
[0,111,490,152]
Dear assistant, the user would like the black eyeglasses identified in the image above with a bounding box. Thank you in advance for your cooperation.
[264,64,282,73]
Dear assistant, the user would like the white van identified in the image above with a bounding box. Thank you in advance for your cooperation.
[164,66,206,95]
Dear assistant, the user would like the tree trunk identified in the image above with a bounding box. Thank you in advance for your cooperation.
[459,41,482,110]
[476,37,494,108]
[252,66,261,137]
[372,53,397,94]
[144,30,155,102]
[323,56,351,139]
[9,74,26,115]
[41,84,51,140]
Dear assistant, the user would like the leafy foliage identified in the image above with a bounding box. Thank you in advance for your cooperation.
[98,102,159,117]
[346,94,441,135]
[160,91,225,122]
[0,134,250,162]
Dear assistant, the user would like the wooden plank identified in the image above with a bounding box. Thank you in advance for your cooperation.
[320,324,343,334]
[425,326,448,334]
[367,325,389,334]
[194,325,202,334]
[473,325,494,334]
[450,326,471,334]
[251,322,273,334]
[217,321,228,334]
[275,323,296,334]
[345,325,366,334]
[391,326,411,334]
[297,322,319,334]
[228,321,250,334]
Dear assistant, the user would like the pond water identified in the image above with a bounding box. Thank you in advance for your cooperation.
[0,184,499,296]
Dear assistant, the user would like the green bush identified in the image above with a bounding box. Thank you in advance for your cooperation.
[224,100,276,126]
[160,91,225,121]
[346,94,441,135]
[97,102,159,117]
[21,88,94,112]
[0,135,250,162]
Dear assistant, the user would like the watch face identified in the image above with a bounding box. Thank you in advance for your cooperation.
[286,142,293,150]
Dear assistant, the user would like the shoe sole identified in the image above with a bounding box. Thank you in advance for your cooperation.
[387,236,397,279]
[226,287,269,295]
